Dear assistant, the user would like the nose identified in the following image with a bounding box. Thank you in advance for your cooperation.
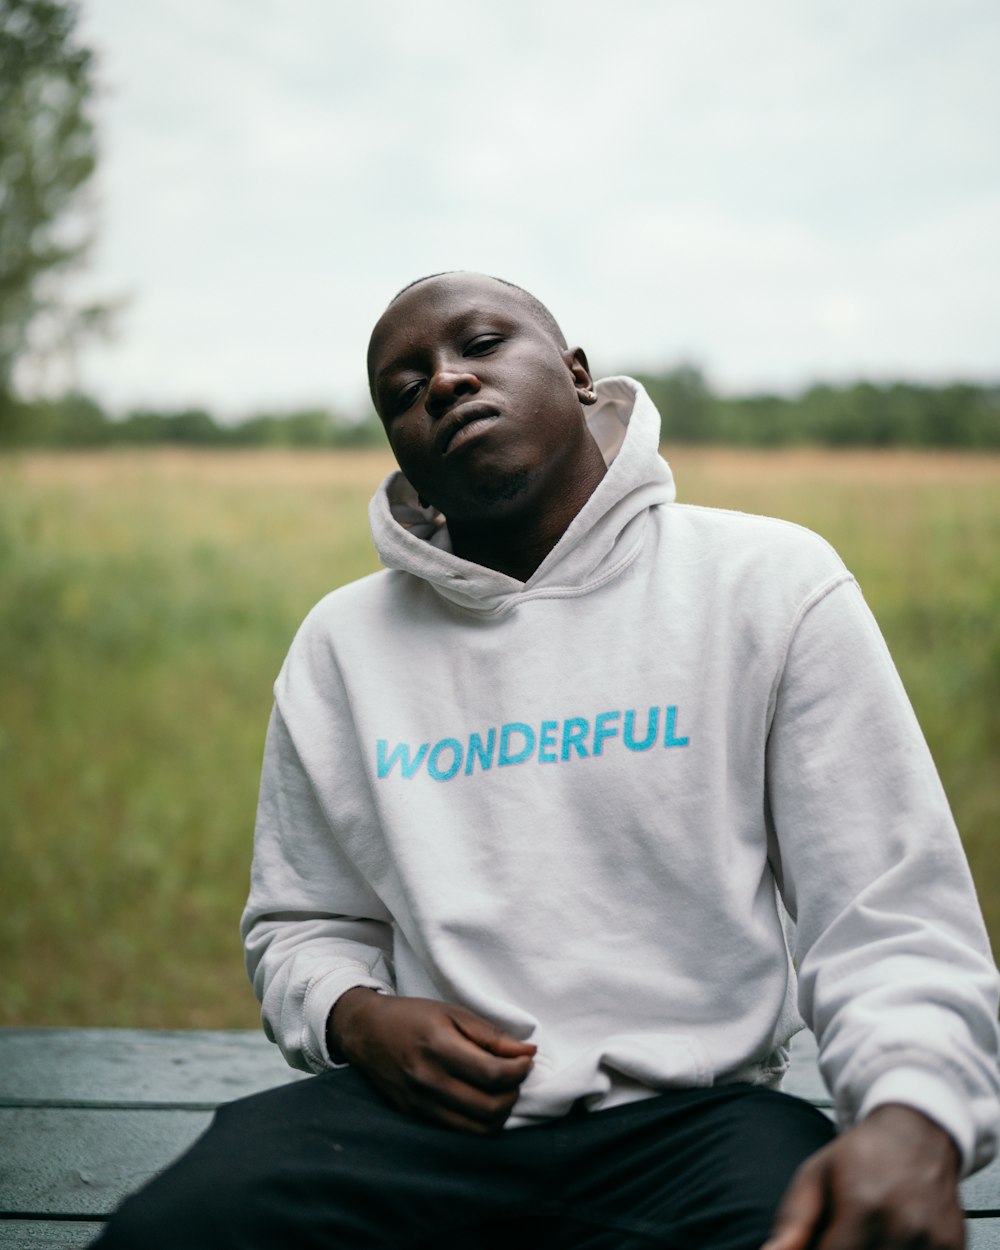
[425,364,480,417]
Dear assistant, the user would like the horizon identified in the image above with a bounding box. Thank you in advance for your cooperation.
[32,0,998,418]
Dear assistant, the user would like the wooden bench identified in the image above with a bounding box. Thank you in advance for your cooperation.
[1,1027,998,1247]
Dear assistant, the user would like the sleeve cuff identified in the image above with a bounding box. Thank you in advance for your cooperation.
[857,1066,975,1176]
[304,969,394,1070]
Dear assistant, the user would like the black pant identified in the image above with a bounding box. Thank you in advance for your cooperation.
[93,1070,835,1250]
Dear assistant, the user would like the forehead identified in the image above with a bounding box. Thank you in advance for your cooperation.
[367,274,542,380]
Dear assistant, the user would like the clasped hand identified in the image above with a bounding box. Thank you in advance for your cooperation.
[328,989,536,1135]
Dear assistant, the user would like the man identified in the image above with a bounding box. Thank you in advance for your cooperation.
[97,272,999,1249]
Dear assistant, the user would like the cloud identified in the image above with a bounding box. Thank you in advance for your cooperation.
[72,0,1000,411]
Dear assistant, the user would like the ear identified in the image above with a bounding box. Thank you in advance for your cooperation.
[563,346,597,406]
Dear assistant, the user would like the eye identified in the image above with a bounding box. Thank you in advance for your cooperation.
[394,380,424,413]
[464,334,502,357]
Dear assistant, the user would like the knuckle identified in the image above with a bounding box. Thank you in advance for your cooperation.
[402,1057,439,1094]
[852,1204,950,1250]
[482,1060,516,1090]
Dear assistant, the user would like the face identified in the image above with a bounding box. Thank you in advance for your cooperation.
[368,273,597,524]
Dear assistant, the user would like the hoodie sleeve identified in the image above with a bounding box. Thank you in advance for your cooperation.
[766,577,1000,1176]
[240,705,396,1073]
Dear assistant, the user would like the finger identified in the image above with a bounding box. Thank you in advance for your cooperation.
[441,1044,534,1094]
[363,1051,520,1134]
[391,1024,528,1115]
[812,1204,967,1250]
[451,1008,537,1058]
[408,1071,521,1134]
[422,1016,534,1092]
[761,1160,828,1250]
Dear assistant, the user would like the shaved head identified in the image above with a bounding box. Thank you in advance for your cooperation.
[382,271,566,349]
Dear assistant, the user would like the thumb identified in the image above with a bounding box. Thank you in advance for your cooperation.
[450,1009,537,1059]
[760,1157,827,1250]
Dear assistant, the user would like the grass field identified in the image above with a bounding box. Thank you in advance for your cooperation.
[1,446,998,1028]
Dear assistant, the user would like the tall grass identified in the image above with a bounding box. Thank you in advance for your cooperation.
[1,447,997,1027]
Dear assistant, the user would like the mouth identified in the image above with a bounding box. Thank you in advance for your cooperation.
[436,403,500,456]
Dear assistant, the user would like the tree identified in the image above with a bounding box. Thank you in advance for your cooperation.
[637,363,717,443]
[0,0,111,419]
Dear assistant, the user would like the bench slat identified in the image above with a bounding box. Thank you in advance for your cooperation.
[0,1026,828,1107]
[3,1215,1000,1250]
[777,1030,830,1104]
[0,1029,306,1107]
[1,1026,997,1235]
[969,1220,1000,1249]
[961,1161,1000,1216]
[0,1220,104,1249]
[0,1108,210,1218]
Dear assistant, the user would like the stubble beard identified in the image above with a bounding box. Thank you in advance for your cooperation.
[430,462,535,522]
[466,465,532,510]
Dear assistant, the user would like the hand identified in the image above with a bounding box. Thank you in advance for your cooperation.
[762,1103,964,1250]
[327,989,537,1135]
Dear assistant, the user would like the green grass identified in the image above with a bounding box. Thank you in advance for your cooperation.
[1,446,998,1026]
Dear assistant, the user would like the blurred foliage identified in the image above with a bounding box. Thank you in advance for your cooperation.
[0,394,387,447]
[0,447,997,1027]
[2,371,997,449]
[0,0,114,418]
[636,366,1000,449]
[0,449,392,1026]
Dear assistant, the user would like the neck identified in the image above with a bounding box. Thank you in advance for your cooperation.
[448,447,607,582]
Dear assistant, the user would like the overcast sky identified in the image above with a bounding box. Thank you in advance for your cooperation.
[68,0,1000,417]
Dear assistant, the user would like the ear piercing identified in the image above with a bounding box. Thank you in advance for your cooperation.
[579,388,597,404]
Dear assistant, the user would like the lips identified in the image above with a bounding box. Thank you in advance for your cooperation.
[435,402,500,455]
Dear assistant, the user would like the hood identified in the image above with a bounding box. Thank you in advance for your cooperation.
[367,376,675,615]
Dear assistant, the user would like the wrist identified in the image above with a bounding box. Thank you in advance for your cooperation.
[865,1103,961,1177]
[857,1066,974,1177]
[327,986,382,1064]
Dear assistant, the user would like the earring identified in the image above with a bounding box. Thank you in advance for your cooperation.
[579,388,597,404]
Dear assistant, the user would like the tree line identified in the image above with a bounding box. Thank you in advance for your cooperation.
[1,367,997,450]
[635,366,1000,449]
[0,394,386,448]
[2,5,997,454]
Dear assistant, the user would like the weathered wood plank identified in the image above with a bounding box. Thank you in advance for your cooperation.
[1,1025,997,1233]
[0,1221,104,1249]
[2,1217,998,1250]
[779,1029,830,1104]
[0,1026,826,1107]
[0,1108,210,1217]
[961,1158,1000,1215]
[969,1219,1000,1249]
[0,1029,307,1108]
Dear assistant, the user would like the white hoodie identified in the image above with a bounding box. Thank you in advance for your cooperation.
[242,377,1000,1173]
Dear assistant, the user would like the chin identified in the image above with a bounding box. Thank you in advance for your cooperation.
[478,466,533,505]
[429,464,534,523]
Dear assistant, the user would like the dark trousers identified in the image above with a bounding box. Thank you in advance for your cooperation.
[93,1069,835,1250]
